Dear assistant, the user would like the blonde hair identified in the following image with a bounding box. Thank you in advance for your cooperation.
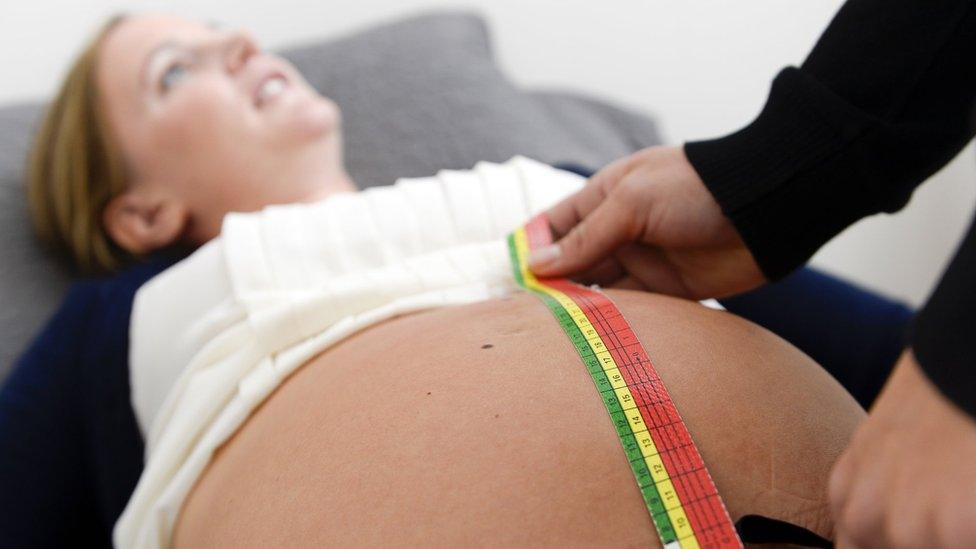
[27,14,134,275]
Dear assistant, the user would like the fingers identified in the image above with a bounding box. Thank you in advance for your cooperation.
[529,189,642,278]
[614,246,693,298]
[545,154,636,240]
[835,533,862,549]
[607,276,647,291]
[549,245,691,297]
[829,441,865,547]
[839,454,887,548]
[557,244,695,298]
[574,256,626,288]
[530,154,646,277]
[828,448,855,530]
[829,426,888,549]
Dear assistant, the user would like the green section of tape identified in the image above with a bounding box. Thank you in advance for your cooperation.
[507,234,677,544]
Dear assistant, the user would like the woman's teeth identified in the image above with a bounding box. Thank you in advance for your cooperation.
[256,77,287,107]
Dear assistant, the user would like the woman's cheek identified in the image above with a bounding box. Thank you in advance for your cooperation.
[156,83,243,153]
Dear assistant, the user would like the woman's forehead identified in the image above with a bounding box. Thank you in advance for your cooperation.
[97,15,216,103]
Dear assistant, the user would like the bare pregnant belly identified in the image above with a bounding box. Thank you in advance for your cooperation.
[174,290,864,547]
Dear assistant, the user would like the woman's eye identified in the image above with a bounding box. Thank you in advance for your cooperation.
[159,62,189,93]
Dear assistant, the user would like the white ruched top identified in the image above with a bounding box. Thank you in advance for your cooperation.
[114,157,587,548]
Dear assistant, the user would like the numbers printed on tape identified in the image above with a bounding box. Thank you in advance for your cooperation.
[508,214,742,549]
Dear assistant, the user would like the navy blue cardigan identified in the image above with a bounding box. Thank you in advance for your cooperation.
[0,254,180,547]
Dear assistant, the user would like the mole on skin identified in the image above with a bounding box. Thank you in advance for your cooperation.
[481,343,494,349]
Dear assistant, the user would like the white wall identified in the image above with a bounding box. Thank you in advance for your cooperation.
[3,0,973,306]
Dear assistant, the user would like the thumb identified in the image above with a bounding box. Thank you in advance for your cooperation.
[529,191,640,278]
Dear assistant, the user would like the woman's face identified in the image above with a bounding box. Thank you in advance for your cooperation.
[97,14,352,245]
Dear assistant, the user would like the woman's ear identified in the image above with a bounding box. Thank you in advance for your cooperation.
[103,189,188,255]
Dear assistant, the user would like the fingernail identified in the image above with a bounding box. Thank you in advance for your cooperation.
[528,245,561,268]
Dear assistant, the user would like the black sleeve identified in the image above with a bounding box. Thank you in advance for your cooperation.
[0,284,109,547]
[685,0,976,278]
[913,216,976,417]
[683,0,976,415]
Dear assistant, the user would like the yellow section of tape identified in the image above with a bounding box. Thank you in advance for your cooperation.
[614,387,636,410]
[635,430,657,455]
[667,507,696,543]
[678,533,701,549]
[658,479,681,510]
[645,453,669,483]
[513,226,704,549]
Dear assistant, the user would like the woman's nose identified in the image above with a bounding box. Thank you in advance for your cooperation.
[220,30,259,74]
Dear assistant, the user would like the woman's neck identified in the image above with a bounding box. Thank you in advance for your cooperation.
[301,166,358,203]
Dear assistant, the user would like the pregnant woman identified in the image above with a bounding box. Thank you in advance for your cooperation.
[8,13,865,548]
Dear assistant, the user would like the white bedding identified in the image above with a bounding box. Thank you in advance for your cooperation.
[114,157,586,548]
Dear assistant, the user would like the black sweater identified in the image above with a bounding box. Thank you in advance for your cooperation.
[685,0,976,416]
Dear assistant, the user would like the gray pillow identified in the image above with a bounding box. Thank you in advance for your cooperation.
[0,10,660,380]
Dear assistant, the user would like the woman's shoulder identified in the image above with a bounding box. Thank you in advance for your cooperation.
[9,250,186,378]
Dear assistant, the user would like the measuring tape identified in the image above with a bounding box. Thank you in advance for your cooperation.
[508,213,742,549]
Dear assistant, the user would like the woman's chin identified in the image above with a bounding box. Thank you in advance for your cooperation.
[272,93,342,145]
[299,96,341,140]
